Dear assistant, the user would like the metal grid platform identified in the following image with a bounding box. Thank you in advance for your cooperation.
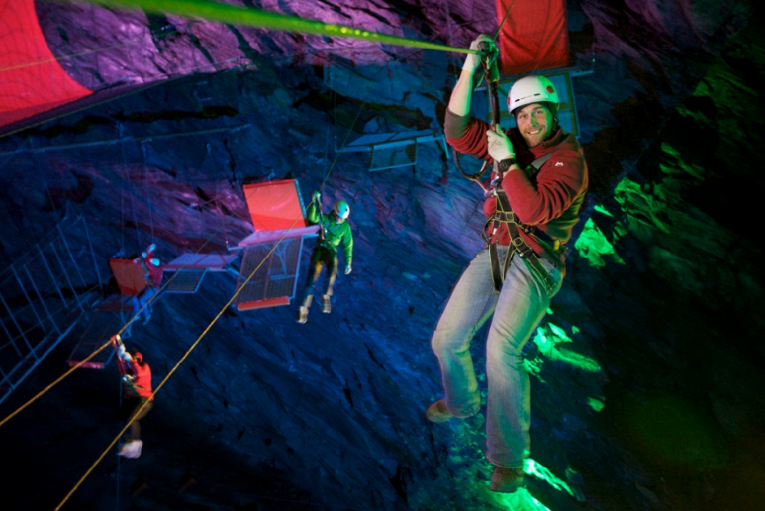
[163,269,207,294]
[234,237,304,310]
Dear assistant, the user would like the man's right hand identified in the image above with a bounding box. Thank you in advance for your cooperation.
[312,190,321,202]
[463,34,495,74]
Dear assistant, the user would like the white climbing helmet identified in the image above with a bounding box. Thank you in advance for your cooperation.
[507,75,559,116]
[334,200,350,220]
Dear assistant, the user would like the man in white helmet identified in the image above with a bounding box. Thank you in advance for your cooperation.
[297,190,353,324]
[425,34,588,492]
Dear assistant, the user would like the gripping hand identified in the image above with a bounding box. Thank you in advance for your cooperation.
[486,128,515,163]
[142,243,156,259]
[463,34,495,73]
[312,190,321,203]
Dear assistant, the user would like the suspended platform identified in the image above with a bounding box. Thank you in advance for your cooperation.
[162,253,239,294]
[233,179,319,311]
[337,129,448,172]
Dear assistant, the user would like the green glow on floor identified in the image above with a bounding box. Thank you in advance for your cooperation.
[593,204,614,217]
[491,459,582,509]
[523,356,545,382]
[613,176,670,233]
[574,218,625,267]
[524,459,576,497]
[554,348,601,372]
[587,396,605,412]
[493,487,552,510]
[531,323,602,373]
[660,142,705,179]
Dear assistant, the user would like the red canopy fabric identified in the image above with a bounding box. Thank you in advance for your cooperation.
[495,0,570,75]
[243,179,308,232]
[109,258,147,297]
[0,0,92,128]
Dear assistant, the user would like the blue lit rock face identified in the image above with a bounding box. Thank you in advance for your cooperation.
[1,1,763,510]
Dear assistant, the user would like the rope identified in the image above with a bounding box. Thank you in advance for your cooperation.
[0,222,225,430]
[319,100,366,192]
[141,141,156,243]
[119,122,144,250]
[0,57,242,141]
[492,0,518,43]
[54,214,303,510]
[0,282,102,354]
[81,0,481,56]
[0,21,202,74]
[52,92,372,503]
[30,139,60,220]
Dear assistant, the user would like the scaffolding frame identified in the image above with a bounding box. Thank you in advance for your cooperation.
[0,215,103,406]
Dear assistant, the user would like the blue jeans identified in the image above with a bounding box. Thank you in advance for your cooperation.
[129,285,157,326]
[431,247,562,468]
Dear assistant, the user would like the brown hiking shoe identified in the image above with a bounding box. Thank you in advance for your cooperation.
[425,399,455,423]
[490,466,525,493]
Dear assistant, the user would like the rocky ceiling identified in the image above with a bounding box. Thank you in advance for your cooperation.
[1,1,764,510]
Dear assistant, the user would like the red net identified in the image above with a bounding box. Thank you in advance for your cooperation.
[0,0,92,128]
[243,179,308,232]
[495,0,570,76]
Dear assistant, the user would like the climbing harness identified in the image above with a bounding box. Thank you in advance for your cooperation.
[482,152,565,294]
[448,0,562,293]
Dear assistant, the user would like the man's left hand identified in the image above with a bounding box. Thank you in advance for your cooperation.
[344,264,352,275]
[486,128,514,163]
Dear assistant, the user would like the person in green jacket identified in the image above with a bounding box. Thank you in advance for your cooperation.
[297,190,353,324]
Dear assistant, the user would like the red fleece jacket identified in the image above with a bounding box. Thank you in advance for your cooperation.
[116,353,154,401]
[445,109,588,264]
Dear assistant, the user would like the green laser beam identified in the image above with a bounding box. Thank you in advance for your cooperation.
[81,0,479,55]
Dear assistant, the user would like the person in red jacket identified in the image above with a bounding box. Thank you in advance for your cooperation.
[425,34,588,492]
[111,334,153,459]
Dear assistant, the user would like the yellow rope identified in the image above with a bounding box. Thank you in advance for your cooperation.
[54,213,303,510]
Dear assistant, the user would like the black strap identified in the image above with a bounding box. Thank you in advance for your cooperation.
[529,152,553,173]
[489,243,513,292]
[484,151,559,292]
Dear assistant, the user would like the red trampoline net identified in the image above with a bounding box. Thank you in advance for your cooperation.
[243,179,309,232]
[495,0,570,76]
[0,0,92,129]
